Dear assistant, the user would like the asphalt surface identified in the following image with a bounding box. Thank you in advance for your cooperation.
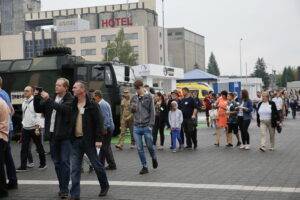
[3,113,300,200]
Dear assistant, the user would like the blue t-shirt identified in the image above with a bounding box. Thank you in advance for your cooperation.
[0,90,14,131]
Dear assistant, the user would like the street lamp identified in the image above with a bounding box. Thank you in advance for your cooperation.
[240,38,243,78]
[162,0,166,66]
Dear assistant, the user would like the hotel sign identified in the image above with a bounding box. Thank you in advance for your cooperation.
[101,17,133,28]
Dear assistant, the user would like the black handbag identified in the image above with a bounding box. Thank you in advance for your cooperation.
[276,124,282,134]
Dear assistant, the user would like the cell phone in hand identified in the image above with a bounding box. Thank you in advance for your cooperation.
[36,87,43,94]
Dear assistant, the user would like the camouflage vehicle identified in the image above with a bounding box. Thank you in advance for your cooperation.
[0,47,135,139]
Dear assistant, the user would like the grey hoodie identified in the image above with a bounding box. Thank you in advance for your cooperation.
[130,93,155,127]
[168,101,183,129]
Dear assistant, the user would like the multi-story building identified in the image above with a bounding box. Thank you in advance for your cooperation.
[0,0,204,72]
[168,28,205,72]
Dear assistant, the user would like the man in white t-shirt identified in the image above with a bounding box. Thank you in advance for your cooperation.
[253,91,262,113]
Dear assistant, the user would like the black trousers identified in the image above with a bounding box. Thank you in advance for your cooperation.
[0,139,8,197]
[237,117,251,145]
[182,118,197,148]
[20,129,46,168]
[100,130,116,168]
[152,118,165,146]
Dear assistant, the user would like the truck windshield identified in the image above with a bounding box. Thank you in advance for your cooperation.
[0,61,12,72]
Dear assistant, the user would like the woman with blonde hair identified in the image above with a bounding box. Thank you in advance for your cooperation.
[257,92,280,152]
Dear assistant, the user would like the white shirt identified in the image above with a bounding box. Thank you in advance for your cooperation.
[237,101,244,117]
[272,97,283,111]
[258,102,272,120]
[50,96,62,132]
[22,96,39,130]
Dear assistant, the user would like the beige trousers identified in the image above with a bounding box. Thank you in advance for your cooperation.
[260,120,275,148]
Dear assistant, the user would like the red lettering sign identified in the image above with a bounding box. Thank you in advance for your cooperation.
[101,17,133,28]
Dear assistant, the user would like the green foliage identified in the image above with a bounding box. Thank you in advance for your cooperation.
[103,28,138,66]
[251,58,270,90]
[277,66,297,87]
[207,52,220,76]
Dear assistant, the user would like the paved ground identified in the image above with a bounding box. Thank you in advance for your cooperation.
[4,113,300,200]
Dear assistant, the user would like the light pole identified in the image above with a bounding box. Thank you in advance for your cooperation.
[162,0,166,66]
[240,38,243,78]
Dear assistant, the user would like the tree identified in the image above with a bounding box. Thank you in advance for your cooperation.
[277,66,296,87]
[103,28,138,66]
[251,58,270,89]
[207,52,220,76]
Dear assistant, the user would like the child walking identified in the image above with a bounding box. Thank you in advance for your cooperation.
[168,101,183,152]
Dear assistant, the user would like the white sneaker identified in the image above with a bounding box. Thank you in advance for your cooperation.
[158,146,164,150]
[172,149,177,153]
[245,145,251,150]
[239,145,245,149]
[27,163,34,168]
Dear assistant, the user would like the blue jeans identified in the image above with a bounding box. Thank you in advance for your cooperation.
[292,109,296,119]
[50,133,72,193]
[5,132,17,184]
[70,138,109,198]
[171,129,183,149]
[133,126,157,167]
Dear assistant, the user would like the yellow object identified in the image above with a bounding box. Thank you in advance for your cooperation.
[176,82,213,99]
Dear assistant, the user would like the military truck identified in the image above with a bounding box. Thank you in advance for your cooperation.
[0,47,135,139]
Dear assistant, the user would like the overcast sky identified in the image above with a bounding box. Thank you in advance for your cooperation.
[41,0,300,75]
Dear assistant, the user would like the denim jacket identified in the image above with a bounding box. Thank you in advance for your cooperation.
[238,99,253,120]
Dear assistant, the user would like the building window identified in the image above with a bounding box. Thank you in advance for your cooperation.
[81,49,96,56]
[71,50,76,56]
[160,32,162,38]
[160,44,162,50]
[44,39,52,48]
[175,32,183,36]
[160,57,163,64]
[80,36,96,43]
[125,33,138,40]
[168,32,172,36]
[25,40,34,58]
[60,38,76,44]
[101,34,116,42]
[101,48,107,55]
[132,46,138,53]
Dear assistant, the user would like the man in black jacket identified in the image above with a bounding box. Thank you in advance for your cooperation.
[34,78,73,199]
[69,81,109,199]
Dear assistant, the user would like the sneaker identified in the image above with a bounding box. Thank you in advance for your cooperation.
[185,146,192,150]
[139,166,149,175]
[158,145,164,150]
[226,144,233,147]
[244,145,251,150]
[214,143,219,147]
[88,166,94,173]
[115,145,123,150]
[269,147,275,151]
[7,181,18,190]
[38,165,47,170]
[130,144,135,149]
[99,186,109,197]
[58,192,69,199]
[27,162,35,168]
[239,145,245,149]
[179,144,184,150]
[259,146,266,152]
[105,166,117,170]
[172,149,177,153]
[152,158,158,169]
[16,167,28,173]
[236,142,241,147]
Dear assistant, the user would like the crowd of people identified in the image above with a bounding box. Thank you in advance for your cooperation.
[0,75,299,199]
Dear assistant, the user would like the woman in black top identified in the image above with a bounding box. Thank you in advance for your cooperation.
[152,92,168,150]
